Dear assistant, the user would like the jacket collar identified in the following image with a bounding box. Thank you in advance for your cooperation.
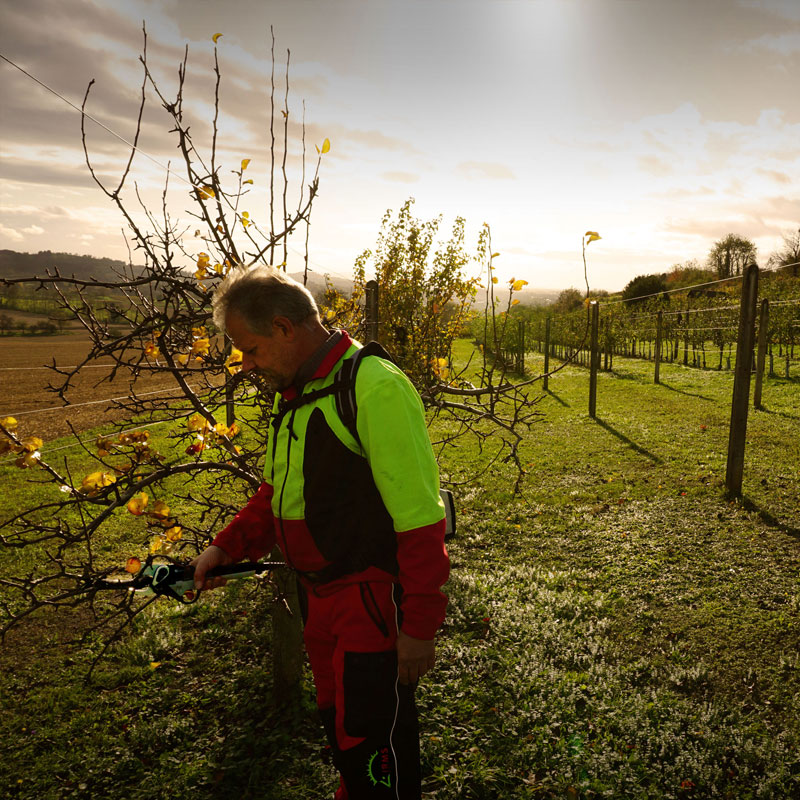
[280,330,354,402]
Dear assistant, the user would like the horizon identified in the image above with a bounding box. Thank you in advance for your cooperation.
[1,0,798,293]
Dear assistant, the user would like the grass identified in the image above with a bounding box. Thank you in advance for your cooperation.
[1,343,798,798]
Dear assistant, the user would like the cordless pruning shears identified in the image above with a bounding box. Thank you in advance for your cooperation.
[92,555,285,604]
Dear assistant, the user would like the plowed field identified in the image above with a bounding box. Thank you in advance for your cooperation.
[0,335,184,441]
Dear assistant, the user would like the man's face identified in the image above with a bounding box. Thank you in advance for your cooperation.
[225,311,295,392]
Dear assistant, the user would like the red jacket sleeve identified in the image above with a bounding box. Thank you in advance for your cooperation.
[396,517,449,640]
[212,482,276,562]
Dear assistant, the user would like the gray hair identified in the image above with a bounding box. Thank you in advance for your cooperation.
[211,265,319,335]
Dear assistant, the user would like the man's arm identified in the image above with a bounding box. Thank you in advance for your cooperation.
[355,359,450,678]
[192,482,276,590]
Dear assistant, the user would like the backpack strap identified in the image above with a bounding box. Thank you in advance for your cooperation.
[333,340,395,445]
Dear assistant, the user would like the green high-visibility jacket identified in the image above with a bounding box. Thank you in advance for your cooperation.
[213,331,449,640]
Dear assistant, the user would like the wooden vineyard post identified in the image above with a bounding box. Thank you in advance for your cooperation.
[589,301,599,418]
[270,556,305,706]
[725,262,759,498]
[654,310,663,385]
[365,279,379,342]
[754,299,769,410]
[224,341,236,426]
[543,316,551,391]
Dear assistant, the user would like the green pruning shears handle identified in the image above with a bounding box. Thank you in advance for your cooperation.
[93,557,285,603]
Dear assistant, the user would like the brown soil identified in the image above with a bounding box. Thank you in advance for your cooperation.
[0,334,191,442]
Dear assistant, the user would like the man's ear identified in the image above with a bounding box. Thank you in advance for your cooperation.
[271,316,295,339]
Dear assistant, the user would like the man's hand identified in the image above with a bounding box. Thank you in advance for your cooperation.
[396,631,436,685]
[190,545,234,591]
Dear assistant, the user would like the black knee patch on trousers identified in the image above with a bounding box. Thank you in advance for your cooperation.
[343,650,398,737]
[338,651,421,799]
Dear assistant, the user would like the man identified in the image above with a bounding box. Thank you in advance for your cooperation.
[192,266,449,799]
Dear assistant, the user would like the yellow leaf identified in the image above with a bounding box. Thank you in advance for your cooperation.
[491,277,498,284]
[191,337,210,356]
[241,211,250,229]
[188,413,210,433]
[149,661,162,670]
[585,231,602,243]
[15,452,40,469]
[225,348,243,375]
[151,500,170,519]
[243,179,253,185]
[80,471,116,493]
[512,299,520,306]
[491,252,500,258]
[321,138,330,154]
[511,279,528,291]
[144,341,160,358]
[125,557,141,574]
[196,185,215,200]
[212,33,223,43]
[149,537,163,555]
[176,353,189,366]
[21,436,43,453]
[0,416,17,430]
[241,158,250,171]
[127,492,149,516]
[165,526,183,542]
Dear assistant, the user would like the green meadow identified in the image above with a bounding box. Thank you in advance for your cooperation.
[1,344,798,799]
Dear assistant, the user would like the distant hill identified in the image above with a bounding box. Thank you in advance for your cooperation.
[1,250,567,307]
[0,250,144,283]
[0,251,356,293]
[288,271,354,299]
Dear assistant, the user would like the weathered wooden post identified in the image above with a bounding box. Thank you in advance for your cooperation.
[654,310,663,385]
[725,263,759,498]
[365,279,379,342]
[543,316,551,391]
[589,301,599,418]
[754,299,769,410]
[224,340,236,426]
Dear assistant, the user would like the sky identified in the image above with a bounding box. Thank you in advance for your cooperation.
[1,0,798,292]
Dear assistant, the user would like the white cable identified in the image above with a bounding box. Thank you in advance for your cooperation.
[389,588,403,800]
[0,385,195,417]
[0,364,115,371]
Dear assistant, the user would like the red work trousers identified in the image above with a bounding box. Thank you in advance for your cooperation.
[303,580,421,799]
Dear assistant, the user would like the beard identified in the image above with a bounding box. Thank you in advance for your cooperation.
[247,367,290,394]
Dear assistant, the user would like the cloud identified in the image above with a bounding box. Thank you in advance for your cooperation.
[456,161,515,181]
[22,225,45,235]
[741,32,800,54]
[381,171,419,184]
[0,224,24,242]
[638,155,673,178]
[661,211,792,241]
[737,0,800,22]
[757,168,794,185]
[0,159,105,189]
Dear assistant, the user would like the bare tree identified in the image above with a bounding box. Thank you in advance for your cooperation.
[0,28,322,686]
